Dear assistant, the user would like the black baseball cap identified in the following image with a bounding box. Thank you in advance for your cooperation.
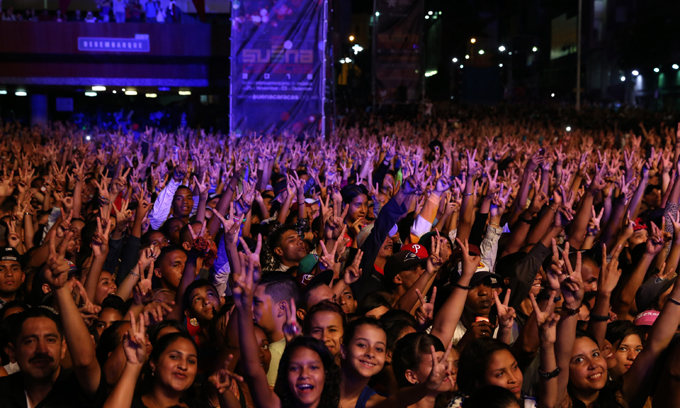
[383,250,428,287]
[636,276,675,312]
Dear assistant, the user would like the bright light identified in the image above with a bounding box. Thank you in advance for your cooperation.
[566,126,572,132]
[654,67,660,73]
[92,86,106,91]
[122,88,126,91]
[508,51,513,55]
[375,11,379,16]
[179,91,191,96]
[145,93,157,98]
[424,70,437,77]
[86,135,91,141]
[425,15,429,19]
[438,11,442,15]
[499,63,503,67]
[465,54,470,59]
[452,58,458,63]
[344,57,352,63]
[428,10,432,15]
[673,64,679,70]
[349,35,354,41]
[478,49,485,55]
[0,90,6,95]
[620,76,626,82]
[551,93,555,97]
[112,90,117,94]
[632,70,639,76]
[498,45,506,52]
[15,91,27,96]
[432,15,437,19]
[460,64,464,68]
[125,90,137,95]
[84,91,97,97]
[352,44,364,55]
[470,38,476,44]
[532,46,538,52]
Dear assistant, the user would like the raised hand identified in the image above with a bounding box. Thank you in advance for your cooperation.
[456,238,480,279]
[587,206,604,236]
[343,250,363,285]
[494,289,516,330]
[122,312,147,365]
[90,216,112,257]
[426,233,443,274]
[425,343,453,390]
[75,281,101,326]
[209,354,244,394]
[239,234,263,283]
[529,292,560,344]
[44,231,75,289]
[282,297,302,342]
[560,247,584,310]
[599,244,623,296]
[415,287,436,327]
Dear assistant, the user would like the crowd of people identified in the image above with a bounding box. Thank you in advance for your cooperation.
[0,0,182,23]
[1,113,680,408]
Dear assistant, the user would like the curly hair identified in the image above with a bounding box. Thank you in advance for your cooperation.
[274,336,341,408]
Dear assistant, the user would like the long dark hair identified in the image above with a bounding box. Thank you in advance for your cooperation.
[457,337,518,396]
[141,332,199,398]
[274,336,341,408]
[392,332,446,388]
[568,330,625,408]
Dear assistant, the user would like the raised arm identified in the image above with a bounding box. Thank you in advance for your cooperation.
[429,238,478,346]
[103,312,147,408]
[45,232,102,395]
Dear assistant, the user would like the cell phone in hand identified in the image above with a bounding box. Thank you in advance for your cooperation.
[476,316,490,323]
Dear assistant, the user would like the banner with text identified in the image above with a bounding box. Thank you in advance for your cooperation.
[230,0,325,136]
[375,0,423,104]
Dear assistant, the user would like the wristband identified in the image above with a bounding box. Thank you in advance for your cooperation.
[561,305,580,316]
[463,192,473,197]
[667,297,680,307]
[454,282,472,290]
[590,313,610,322]
[537,367,561,379]
[519,217,533,224]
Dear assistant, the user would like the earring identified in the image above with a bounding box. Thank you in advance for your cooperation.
[151,370,155,376]
[414,381,419,384]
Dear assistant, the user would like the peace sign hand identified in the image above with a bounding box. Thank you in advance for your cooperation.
[75,280,101,326]
[44,231,75,290]
[426,233,443,274]
[415,287,436,327]
[282,297,302,343]
[343,250,363,285]
[209,354,244,394]
[122,312,148,365]
[425,343,453,390]
[599,243,623,296]
[133,258,156,306]
[560,246,584,310]
[493,289,516,329]
[239,234,262,283]
[529,292,560,345]
[455,238,480,280]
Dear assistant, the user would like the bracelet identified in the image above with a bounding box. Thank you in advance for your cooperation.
[561,305,581,316]
[548,205,557,212]
[667,297,680,306]
[590,313,610,322]
[537,367,561,379]
[519,217,533,224]
[454,282,472,290]
[99,197,110,205]
[463,192,473,197]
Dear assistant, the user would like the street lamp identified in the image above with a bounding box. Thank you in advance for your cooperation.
[349,35,354,42]
[470,38,476,44]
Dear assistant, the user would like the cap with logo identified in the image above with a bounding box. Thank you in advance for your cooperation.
[0,247,21,264]
[383,250,428,287]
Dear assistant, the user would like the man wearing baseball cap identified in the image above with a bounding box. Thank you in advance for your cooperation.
[0,247,24,311]
[382,246,429,302]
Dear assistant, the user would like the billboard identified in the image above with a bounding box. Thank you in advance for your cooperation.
[230,0,326,136]
[375,0,423,104]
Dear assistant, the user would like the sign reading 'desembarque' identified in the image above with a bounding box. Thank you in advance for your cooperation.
[77,35,150,52]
